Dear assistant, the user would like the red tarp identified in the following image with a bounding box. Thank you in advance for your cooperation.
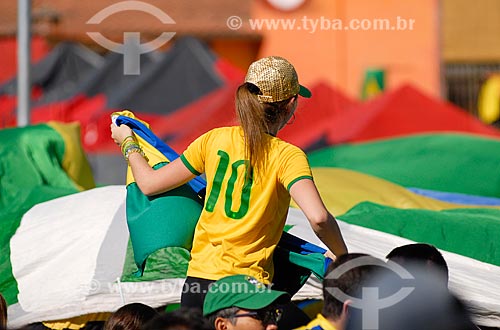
[0,37,50,84]
[328,84,500,144]
[3,38,500,155]
[278,81,359,151]
[165,81,358,153]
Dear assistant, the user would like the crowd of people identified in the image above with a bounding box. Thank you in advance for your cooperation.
[0,56,483,330]
[0,244,479,330]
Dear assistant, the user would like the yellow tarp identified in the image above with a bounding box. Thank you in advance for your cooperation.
[293,167,500,216]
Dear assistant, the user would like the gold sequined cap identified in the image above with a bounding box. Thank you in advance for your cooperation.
[245,56,311,103]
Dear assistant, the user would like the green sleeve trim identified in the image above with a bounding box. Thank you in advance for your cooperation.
[180,154,201,176]
[287,175,313,191]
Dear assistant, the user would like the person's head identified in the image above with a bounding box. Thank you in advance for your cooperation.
[104,302,158,330]
[386,243,449,286]
[322,253,386,330]
[203,275,290,330]
[345,267,477,330]
[236,56,311,177]
[143,307,211,330]
[0,293,7,330]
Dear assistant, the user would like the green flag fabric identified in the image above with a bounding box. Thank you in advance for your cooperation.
[308,133,500,197]
[0,122,95,305]
[338,202,500,266]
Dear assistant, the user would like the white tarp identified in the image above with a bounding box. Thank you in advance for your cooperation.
[8,186,186,327]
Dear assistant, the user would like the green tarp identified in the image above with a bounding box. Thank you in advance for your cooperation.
[0,123,94,304]
[308,133,500,197]
[339,202,500,266]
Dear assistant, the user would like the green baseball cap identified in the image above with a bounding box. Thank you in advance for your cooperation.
[203,275,290,316]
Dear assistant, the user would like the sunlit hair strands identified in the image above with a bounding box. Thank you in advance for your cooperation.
[235,83,297,182]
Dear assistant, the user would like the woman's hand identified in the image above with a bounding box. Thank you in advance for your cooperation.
[111,123,133,145]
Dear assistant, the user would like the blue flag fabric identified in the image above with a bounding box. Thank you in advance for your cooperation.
[115,114,206,194]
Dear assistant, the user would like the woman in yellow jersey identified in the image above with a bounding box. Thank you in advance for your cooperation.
[111,56,348,309]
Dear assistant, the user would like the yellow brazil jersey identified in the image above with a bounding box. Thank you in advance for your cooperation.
[180,126,313,284]
[294,314,338,330]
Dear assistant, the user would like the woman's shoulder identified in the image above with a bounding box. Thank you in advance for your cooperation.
[273,136,306,154]
[204,126,242,138]
[206,126,240,134]
[193,127,242,146]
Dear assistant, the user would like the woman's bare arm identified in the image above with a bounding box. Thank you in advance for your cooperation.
[111,123,196,196]
[290,178,348,257]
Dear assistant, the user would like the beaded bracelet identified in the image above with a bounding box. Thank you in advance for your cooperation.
[121,135,135,144]
[124,147,148,163]
[122,142,149,163]
[120,135,134,147]
[120,135,137,153]
[121,140,138,155]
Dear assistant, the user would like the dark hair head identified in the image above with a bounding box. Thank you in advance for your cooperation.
[144,307,212,330]
[0,293,6,330]
[386,243,449,284]
[345,267,477,330]
[104,303,158,330]
[322,253,385,320]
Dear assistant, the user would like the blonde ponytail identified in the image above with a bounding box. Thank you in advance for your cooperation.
[235,83,294,181]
